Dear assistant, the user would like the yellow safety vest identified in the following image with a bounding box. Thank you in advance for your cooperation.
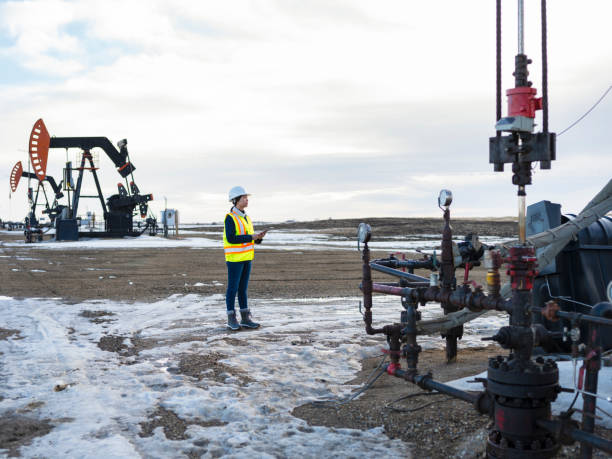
[223,211,255,262]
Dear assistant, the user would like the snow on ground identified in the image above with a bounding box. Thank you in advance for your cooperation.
[2,235,218,250]
[2,293,608,457]
[0,294,507,458]
[2,231,514,253]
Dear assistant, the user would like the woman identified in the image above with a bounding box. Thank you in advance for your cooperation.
[223,186,267,330]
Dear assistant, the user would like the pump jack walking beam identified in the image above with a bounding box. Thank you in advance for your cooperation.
[49,137,135,178]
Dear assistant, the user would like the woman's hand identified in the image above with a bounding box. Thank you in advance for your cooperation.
[253,230,268,241]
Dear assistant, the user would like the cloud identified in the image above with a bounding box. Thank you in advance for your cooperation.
[1,0,611,223]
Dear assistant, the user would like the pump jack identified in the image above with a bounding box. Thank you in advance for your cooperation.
[10,118,155,241]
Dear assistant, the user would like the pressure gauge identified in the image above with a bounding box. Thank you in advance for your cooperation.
[357,222,371,244]
[607,280,612,303]
[438,189,453,208]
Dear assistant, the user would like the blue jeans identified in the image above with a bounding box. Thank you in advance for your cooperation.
[226,260,252,313]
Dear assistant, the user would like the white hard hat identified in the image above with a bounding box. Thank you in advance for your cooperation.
[228,185,249,202]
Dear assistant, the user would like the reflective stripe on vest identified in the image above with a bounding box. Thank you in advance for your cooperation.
[231,212,245,235]
[223,211,255,262]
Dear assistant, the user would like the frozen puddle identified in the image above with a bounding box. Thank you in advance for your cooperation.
[0,295,506,457]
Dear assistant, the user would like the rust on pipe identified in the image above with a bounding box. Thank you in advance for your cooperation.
[361,243,384,335]
[369,283,411,297]
[440,208,456,294]
[440,206,461,363]
[366,283,511,314]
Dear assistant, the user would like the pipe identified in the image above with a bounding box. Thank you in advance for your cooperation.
[518,193,526,243]
[370,263,430,283]
[366,283,511,313]
[581,302,612,458]
[518,0,524,55]
[368,283,411,297]
[537,419,612,455]
[531,307,612,327]
[361,243,383,335]
[541,0,549,133]
[373,257,435,271]
[574,428,612,455]
[402,303,420,376]
[494,0,503,171]
[440,208,455,293]
[440,206,461,362]
[392,368,480,405]
[496,0,502,123]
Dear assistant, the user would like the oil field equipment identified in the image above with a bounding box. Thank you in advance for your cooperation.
[9,118,156,242]
[161,208,179,238]
[10,159,65,242]
[356,1,612,457]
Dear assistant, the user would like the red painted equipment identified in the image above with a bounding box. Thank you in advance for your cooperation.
[506,87,542,119]
[28,118,50,181]
[9,161,23,192]
[386,362,401,375]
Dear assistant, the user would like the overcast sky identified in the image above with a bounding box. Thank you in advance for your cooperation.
[1,0,610,223]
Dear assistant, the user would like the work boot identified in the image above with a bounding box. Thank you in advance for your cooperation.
[239,308,260,329]
[227,311,241,331]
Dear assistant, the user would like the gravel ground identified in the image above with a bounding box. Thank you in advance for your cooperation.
[1,218,610,457]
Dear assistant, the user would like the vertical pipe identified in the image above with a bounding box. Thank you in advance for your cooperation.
[388,333,402,372]
[362,243,379,335]
[496,0,502,123]
[580,302,612,458]
[441,207,460,362]
[446,333,458,363]
[404,304,419,376]
[441,208,455,290]
[541,0,549,133]
[581,370,598,459]
[362,244,371,312]
[518,192,526,243]
[518,0,524,54]
[494,0,504,171]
